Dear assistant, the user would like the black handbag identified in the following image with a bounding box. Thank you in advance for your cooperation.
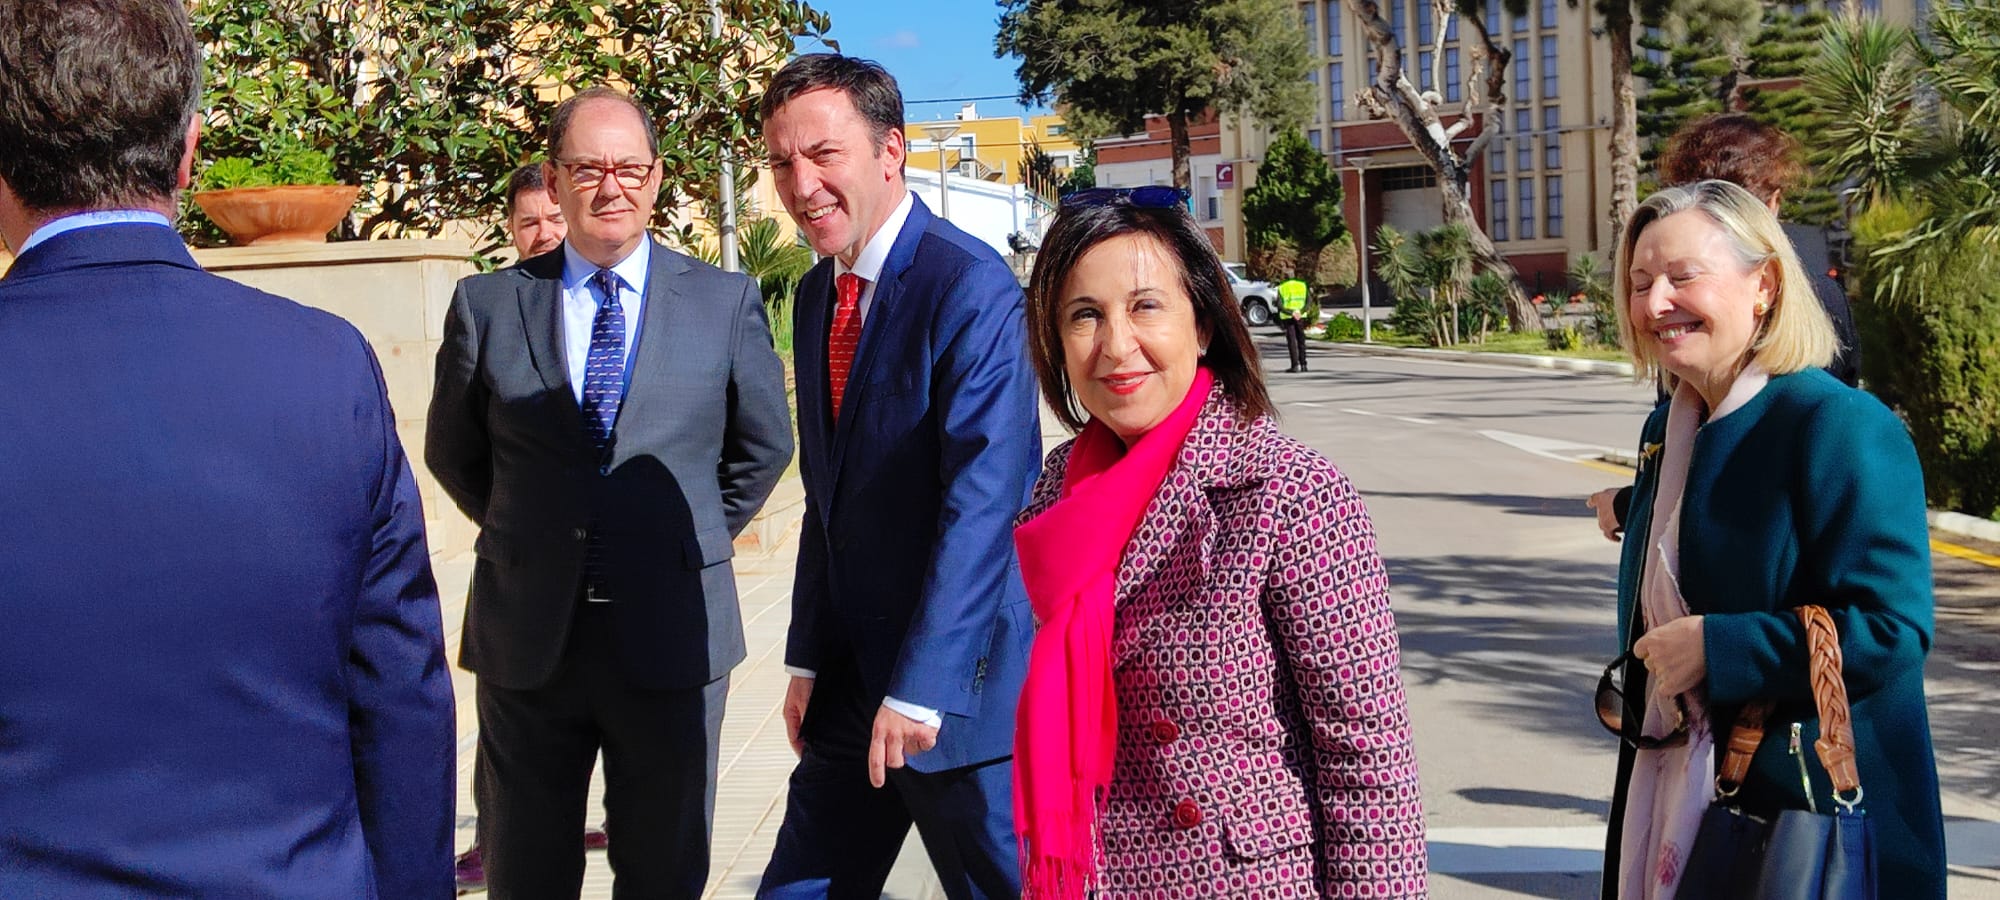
[1678,605,1878,899]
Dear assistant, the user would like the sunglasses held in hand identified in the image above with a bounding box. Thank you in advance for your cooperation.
[1595,651,1689,750]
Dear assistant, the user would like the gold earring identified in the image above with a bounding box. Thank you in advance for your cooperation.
[1754,301,1769,316]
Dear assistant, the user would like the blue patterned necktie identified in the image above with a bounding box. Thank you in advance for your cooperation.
[581,268,625,598]
[582,268,626,452]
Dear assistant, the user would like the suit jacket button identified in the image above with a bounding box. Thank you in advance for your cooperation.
[1151,720,1180,743]
[572,528,588,541]
[1173,799,1202,829]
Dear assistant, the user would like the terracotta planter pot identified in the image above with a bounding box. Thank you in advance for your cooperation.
[193,185,361,246]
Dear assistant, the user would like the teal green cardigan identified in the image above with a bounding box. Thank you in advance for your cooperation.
[1601,368,1945,899]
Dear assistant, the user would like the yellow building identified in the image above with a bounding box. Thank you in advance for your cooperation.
[903,104,1081,188]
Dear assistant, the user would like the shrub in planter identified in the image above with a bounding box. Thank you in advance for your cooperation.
[1321,312,1365,342]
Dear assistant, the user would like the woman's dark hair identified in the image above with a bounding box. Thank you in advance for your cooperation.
[1658,113,1804,202]
[1025,201,1273,432]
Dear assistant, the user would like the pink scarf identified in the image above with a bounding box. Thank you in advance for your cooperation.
[1011,368,1214,899]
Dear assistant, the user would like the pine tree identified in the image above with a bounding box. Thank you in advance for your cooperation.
[1741,6,1839,225]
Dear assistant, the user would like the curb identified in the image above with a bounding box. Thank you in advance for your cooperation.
[1315,340,1637,376]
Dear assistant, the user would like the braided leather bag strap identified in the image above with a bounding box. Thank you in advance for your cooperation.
[1799,605,1862,795]
[1712,605,1861,801]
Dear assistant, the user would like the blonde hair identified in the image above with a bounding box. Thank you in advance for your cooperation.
[1615,180,1836,389]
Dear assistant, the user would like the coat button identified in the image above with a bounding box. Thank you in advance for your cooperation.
[1150,720,1180,743]
[1173,799,1202,829]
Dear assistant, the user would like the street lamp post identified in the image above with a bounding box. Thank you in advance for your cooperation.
[1348,155,1374,343]
[922,123,960,221]
[711,0,738,273]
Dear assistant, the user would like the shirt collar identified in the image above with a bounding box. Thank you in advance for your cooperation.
[835,191,915,285]
[560,235,652,295]
[19,210,174,256]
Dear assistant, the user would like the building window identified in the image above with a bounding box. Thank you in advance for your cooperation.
[1391,0,1406,44]
[1543,105,1561,168]
[1541,35,1559,98]
[1330,62,1344,121]
[1491,180,1509,241]
[1330,127,1343,161]
[1302,2,1318,57]
[1512,8,1527,32]
[1515,107,1532,170]
[1309,129,1323,150]
[1485,4,1499,35]
[1446,10,1458,40]
[1513,38,1529,89]
[1048,124,1066,136]
[1491,136,1505,173]
[1540,0,1557,29]
[1518,176,1535,240]
[1420,50,1434,91]
[1445,47,1462,102]
[1643,26,1665,66]
[1201,176,1219,221]
[1545,175,1564,237]
[1307,67,1321,123]
[1418,0,1433,44]
[1328,2,1341,54]
[1381,166,1438,189]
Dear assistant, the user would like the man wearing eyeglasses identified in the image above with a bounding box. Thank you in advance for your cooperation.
[755,54,1039,899]
[426,86,793,899]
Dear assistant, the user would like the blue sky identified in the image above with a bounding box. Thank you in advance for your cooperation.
[797,0,1047,122]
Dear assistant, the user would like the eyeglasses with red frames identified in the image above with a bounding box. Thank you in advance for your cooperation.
[553,157,658,190]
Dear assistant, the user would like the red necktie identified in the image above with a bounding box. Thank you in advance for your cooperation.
[828,273,864,420]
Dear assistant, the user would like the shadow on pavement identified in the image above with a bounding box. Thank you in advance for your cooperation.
[1456,788,1610,819]
[1370,490,1598,520]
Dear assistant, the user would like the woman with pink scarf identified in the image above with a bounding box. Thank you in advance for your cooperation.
[1008,189,1427,899]
[1597,180,1943,898]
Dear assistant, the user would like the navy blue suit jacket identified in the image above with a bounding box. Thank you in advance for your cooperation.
[787,197,1039,771]
[0,225,456,898]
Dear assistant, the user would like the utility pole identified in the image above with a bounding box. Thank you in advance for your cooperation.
[713,0,739,273]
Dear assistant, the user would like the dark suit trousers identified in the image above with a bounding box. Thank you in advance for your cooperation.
[1281,317,1309,369]
[756,655,1019,900]
[476,602,727,900]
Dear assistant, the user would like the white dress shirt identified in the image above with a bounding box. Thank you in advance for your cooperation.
[559,238,651,405]
[18,209,173,255]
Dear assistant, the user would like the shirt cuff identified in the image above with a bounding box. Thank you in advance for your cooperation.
[883,696,943,729]
[784,666,817,679]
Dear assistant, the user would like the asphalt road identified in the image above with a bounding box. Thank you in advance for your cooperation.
[1256,334,2000,898]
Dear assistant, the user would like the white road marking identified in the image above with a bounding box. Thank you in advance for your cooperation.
[1479,428,1623,464]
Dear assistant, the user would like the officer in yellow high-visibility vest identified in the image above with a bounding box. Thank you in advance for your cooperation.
[1277,278,1310,372]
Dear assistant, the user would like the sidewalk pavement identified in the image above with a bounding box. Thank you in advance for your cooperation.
[438,407,1075,898]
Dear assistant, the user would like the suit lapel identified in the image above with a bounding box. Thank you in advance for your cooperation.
[795,261,835,511]
[613,240,692,450]
[829,199,931,479]
[517,272,582,430]
[1111,470,1217,667]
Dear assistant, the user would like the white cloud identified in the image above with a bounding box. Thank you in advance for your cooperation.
[877,30,921,50]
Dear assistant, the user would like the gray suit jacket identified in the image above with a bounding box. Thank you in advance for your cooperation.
[426,239,793,691]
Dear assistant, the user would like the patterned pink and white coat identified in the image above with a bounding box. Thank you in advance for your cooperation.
[1018,384,1429,899]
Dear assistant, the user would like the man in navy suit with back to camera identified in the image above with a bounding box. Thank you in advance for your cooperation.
[0,0,456,897]
[755,54,1040,899]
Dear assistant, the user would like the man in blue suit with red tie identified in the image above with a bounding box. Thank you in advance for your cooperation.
[756,55,1040,898]
[0,1,456,897]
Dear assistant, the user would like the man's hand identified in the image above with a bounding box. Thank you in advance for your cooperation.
[1633,615,1707,699]
[782,675,814,758]
[1586,488,1624,542]
[867,705,940,789]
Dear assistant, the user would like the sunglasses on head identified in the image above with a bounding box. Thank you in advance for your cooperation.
[1060,185,1190,210]
[1595,651,1689,750]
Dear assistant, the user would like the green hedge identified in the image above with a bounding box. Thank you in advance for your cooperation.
[1852,231,2000,519]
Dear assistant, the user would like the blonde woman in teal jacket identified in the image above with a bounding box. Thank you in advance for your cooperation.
[1598,180,1944,899]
